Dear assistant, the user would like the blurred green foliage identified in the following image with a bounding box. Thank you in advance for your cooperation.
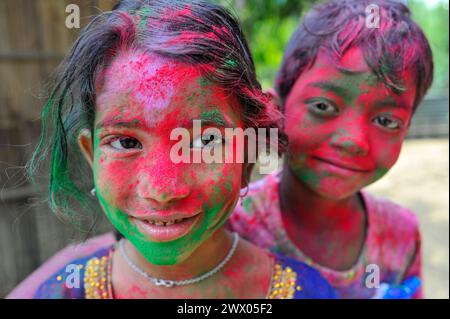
[218,0,314,88]
[218,0,449,94]
[409,0,449,94]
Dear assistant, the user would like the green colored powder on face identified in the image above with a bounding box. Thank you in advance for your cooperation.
[92,132,238,266]
[89,54,246,267]
[329,128,361,150]
[297,169,321,189]
[288,153,321,189]
[198,77,210,88]
[185,77,211,103]
[373,167,389,181]
[200,109,226,126]
[96,185,232,266]
[319,72,380,107]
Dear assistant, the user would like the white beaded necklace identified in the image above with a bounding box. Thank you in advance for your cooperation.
[118,233,240,288]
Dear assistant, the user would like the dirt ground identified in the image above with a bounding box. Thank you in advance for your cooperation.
[366,138,449,299]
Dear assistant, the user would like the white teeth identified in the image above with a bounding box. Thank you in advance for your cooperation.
[144,217,191,226]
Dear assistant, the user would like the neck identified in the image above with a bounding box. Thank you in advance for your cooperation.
[279,160,364,231]
[124,228,233,281]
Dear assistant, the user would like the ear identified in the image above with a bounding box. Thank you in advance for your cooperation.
[265,88,281,110]
[241,162,254,189]
[78,128,94,169]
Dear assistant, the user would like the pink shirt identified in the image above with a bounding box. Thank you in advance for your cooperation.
[228,171,422,299]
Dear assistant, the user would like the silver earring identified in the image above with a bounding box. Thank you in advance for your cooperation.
[240,186,249,199]
[90,188,96,196]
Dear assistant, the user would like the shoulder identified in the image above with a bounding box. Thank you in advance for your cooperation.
[6,232,116,299]
[229,172,281,227]
[227,172,282,249]
[33,245,114,299]
[363,191,421,269]
[269,253,338,299]
[363,191,420,240]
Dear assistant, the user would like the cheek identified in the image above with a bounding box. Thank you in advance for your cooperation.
[94,154,135,206]
[284,108,332,155]
[193,162,242,208]
[370,136,403,169]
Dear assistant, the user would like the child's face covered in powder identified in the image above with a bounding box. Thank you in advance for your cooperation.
[283,46,417,200]
[82,51,245,265]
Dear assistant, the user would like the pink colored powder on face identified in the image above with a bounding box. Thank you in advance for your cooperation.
[92,49,247,264]
[282,46,417,199]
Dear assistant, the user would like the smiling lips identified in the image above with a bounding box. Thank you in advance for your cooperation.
[141,217,192,226]
[131,212,201,242]
[311,156,372,173]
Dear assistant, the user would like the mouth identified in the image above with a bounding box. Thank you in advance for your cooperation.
[130,212,202,243]
[312,156,371,173]
[139,216,195,226]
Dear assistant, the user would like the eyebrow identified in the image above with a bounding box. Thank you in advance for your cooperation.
[308,81,351,100]
[197,110,233,128]
[95,119,143,131]
[95,111,234,131]
[373,97,410,111]
[336,65,368,75]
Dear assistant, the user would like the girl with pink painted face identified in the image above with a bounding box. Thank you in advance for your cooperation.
[229,0,433,299]
[10,0,336,299]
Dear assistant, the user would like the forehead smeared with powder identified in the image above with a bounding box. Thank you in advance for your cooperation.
[93,50,243,133]
[96,51,200,108]
[302,47,416,109]
[95,51,204,129]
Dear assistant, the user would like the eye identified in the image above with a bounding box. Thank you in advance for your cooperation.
[109,136,142,150]
[192,133,224,149]
[308,100,339,116]
[373,116,403,131]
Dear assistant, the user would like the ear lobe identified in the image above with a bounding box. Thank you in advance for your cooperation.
[78,129,94,169]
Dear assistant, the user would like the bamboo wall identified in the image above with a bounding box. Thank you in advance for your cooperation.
[0,0,116,298]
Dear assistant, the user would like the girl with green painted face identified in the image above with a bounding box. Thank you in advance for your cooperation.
[9,0,336,299]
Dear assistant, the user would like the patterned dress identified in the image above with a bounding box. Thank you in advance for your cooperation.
[34,244,337,299]
[228,170,423,299]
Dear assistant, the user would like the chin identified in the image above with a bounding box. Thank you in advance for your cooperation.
[128,236,197,266]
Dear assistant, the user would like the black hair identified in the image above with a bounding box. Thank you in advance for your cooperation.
[275,0,433,111]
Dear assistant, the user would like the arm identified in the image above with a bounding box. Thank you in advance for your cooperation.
[373,229,423,299]
[402,233,423,299]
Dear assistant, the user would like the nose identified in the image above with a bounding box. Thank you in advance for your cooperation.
[329,118,370,156]
[136,159,190,206]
